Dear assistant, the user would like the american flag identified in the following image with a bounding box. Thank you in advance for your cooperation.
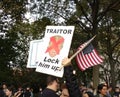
[76,43,103,71]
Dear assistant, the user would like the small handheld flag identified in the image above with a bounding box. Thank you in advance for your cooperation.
[59,35,96,69]
[76,43,103,71]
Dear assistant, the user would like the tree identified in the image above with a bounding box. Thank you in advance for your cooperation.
[27,0,76,24]
[0,0,53,85]
[99,10,120,88]
[6,17,52,87]
[67,0,120,89]
[0,0,27,82]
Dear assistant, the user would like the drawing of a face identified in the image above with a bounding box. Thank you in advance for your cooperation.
[45,35,64,57]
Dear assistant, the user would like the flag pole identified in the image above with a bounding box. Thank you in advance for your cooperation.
[59,35,96,69]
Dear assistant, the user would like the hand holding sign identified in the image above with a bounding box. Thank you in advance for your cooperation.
[59,57,71,70]
[62,57,71,66]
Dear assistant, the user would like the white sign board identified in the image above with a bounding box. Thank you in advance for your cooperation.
[35,26,75,77]
[27,39,44,68]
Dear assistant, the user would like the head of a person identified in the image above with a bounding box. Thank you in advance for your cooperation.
[2,83,7,89]
[46,75,60,91]
[114,87,120,93]
[83,91,94,97]
[97,83,108,96]
[5,86,13,97]
[60,83,69,97]
[61,83,68,90]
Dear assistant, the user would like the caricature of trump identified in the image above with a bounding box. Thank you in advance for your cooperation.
[45,35,64,57]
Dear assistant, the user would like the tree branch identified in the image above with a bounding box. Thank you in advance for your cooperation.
[112,37,120,50]
[97,1,120,22]
[74,0,92,24]
[86,0,92,7]
[74,15,91,33]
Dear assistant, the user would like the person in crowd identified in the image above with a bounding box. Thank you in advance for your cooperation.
[106,85,113,97]
[14,91,23,97]
[14,86,24,97]
[40,75,60,97]
[2,83,7,94]
[0,84,5,97]
[113,87,120,97]
[60,83,69,97]
[83,91,94,97]
[62,57,82,97]
[30,88,34,97]
[95,83,108,97]
[5,86,14,97]
[38,86,43,97]
[79,84,87,94]
[24,87,31,97]
[102,83,113,97]
[40,57,82,97]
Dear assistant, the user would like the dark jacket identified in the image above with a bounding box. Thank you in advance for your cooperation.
[95,94,108,97]
[40,88,59,97]
[64,66,82,97]
[0,90,5,97]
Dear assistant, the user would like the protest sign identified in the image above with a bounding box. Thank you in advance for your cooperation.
[27,39,44,68]
[35,26,75,77]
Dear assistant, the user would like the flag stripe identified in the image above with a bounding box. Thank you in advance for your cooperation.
[85,54,93,67]
[93,49,103,63]
[91,51,100,65]
[79,52,87,69]
[90,51,99,65]
[81,52,90,68]
[91,50,102,65]
[76,54,85,70]
[88,53,96,66]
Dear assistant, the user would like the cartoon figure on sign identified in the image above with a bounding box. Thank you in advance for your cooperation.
[45,35,64,57]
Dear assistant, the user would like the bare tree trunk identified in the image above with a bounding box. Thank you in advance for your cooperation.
[93,65,99,89]
[91,0,100,90]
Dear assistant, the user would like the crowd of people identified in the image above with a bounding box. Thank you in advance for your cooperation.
[37,66,120,97]
[0,76,120,97]
[0,72,120,97]
[0,83,34,97]
[0,58,120,97]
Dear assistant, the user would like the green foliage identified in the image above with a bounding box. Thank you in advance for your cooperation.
[0,32,19,69]
[0,17,53,87]
[30,17,52,38]
[0,0,27,83]
[0,0,27,21]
